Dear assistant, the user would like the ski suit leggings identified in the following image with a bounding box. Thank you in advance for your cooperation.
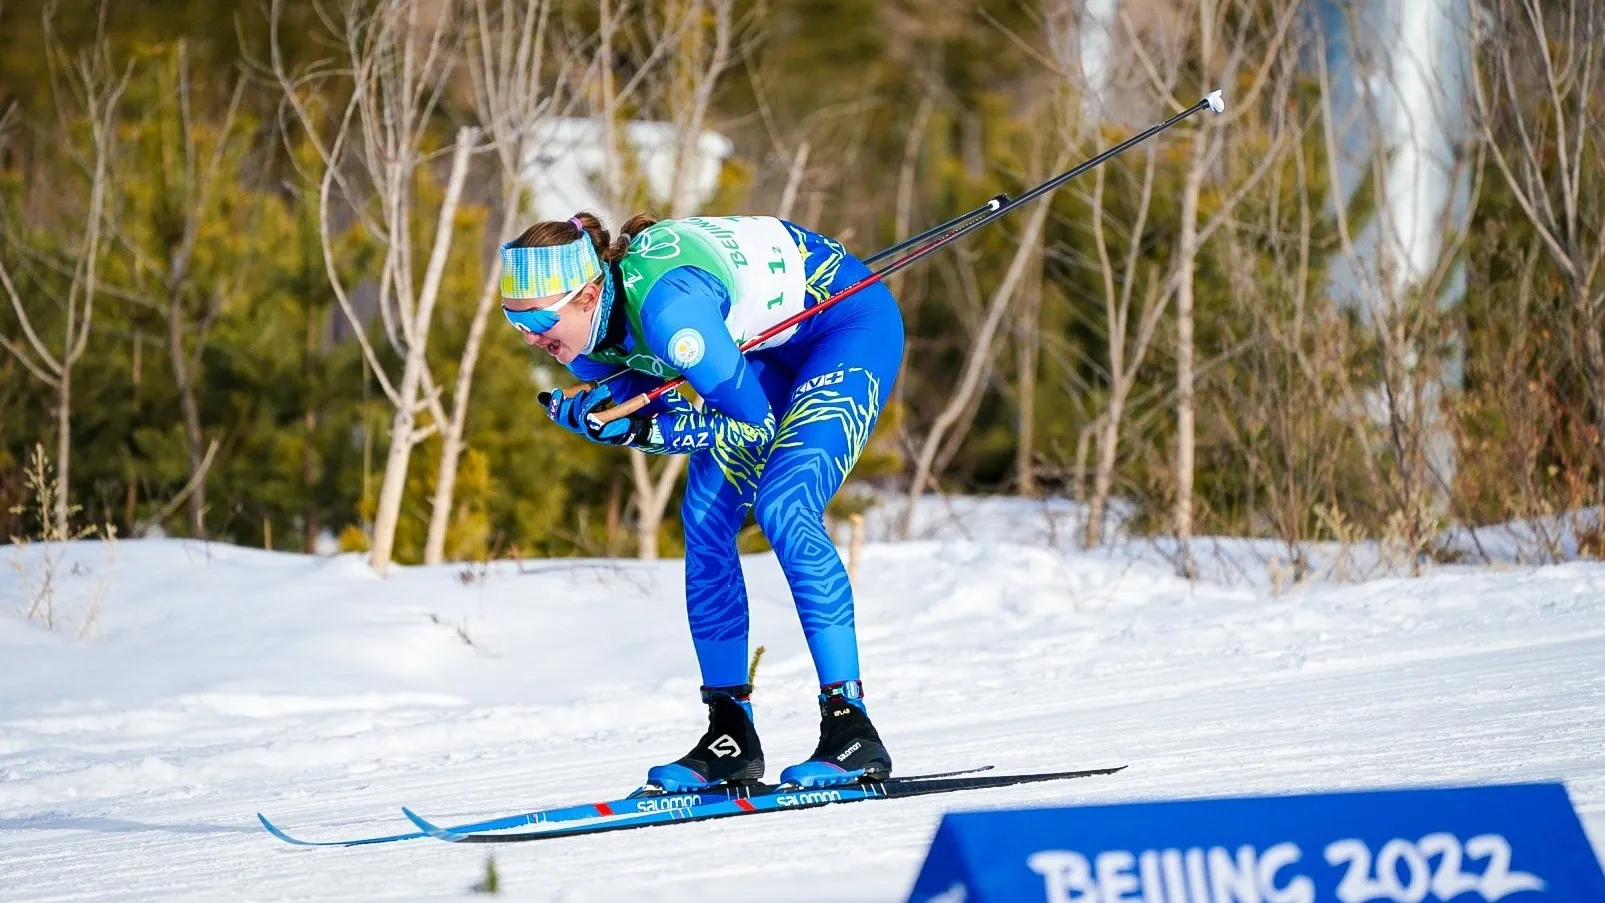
[680,260,904,690]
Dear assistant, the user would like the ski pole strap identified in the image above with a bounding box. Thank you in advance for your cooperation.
[821,679,864,700]
[701,683,754,703]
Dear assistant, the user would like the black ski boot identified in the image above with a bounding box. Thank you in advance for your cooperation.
[780,680,893,788]
[644,684,765,792]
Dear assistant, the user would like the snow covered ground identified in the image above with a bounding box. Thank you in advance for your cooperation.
[2,497,1603,901]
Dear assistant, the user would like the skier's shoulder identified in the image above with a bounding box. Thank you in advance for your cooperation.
[639,267,731,329]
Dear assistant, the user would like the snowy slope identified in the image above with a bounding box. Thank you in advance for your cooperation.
[2,501,1603,902]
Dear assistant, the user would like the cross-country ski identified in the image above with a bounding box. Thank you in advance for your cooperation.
[256,765,1001,847]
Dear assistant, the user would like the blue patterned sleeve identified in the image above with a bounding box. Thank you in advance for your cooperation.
[632,267,776,455]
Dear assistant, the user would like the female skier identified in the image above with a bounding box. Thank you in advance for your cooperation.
[500,212,904,791]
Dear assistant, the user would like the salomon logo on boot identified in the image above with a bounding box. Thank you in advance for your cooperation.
[780,680,893,789]
[644,685,765,793]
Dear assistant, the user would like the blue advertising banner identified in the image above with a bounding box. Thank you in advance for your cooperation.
[907,782,1605,903]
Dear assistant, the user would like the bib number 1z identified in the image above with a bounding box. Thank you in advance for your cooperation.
[767,246,787,307]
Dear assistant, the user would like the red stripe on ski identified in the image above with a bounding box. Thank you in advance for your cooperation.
[735,799,756,812]
[593,802,614,816]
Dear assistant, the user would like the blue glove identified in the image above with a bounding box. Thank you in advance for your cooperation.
[540,384,609,435]
[537,385,653,447]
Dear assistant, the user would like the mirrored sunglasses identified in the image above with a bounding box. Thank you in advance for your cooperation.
[501,276,596,336]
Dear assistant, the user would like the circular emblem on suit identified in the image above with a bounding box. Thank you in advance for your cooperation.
[669,328,705,368]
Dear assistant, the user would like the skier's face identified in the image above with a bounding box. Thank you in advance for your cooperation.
[503,281,600,365]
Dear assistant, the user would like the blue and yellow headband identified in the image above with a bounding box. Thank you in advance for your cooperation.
[500,219,603,299]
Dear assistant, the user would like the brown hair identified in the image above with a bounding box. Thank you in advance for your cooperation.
[508,211,661,264]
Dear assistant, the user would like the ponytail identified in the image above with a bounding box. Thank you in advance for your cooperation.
[607,213,661,263]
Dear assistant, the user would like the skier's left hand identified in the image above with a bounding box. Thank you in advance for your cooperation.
[538,385,651,447]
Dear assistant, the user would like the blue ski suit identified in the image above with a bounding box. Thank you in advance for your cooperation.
[563,218,904,688]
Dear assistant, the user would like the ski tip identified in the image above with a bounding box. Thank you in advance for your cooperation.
[258,812,313,846]
[401,806,469,842]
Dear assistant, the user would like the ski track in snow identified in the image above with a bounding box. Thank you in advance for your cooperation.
[2,508,1603,901]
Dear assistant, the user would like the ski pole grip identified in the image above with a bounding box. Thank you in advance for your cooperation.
[591,392,650,424]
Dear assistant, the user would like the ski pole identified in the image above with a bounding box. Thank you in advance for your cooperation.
[561,198,1005,396]
[861,194,1008,267]
[590,91,1226,424]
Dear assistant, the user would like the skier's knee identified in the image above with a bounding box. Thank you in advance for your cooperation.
[751,487,786,542]
[752,484,820,551]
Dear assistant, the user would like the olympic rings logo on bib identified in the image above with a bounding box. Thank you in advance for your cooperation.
[632,228,682,260]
